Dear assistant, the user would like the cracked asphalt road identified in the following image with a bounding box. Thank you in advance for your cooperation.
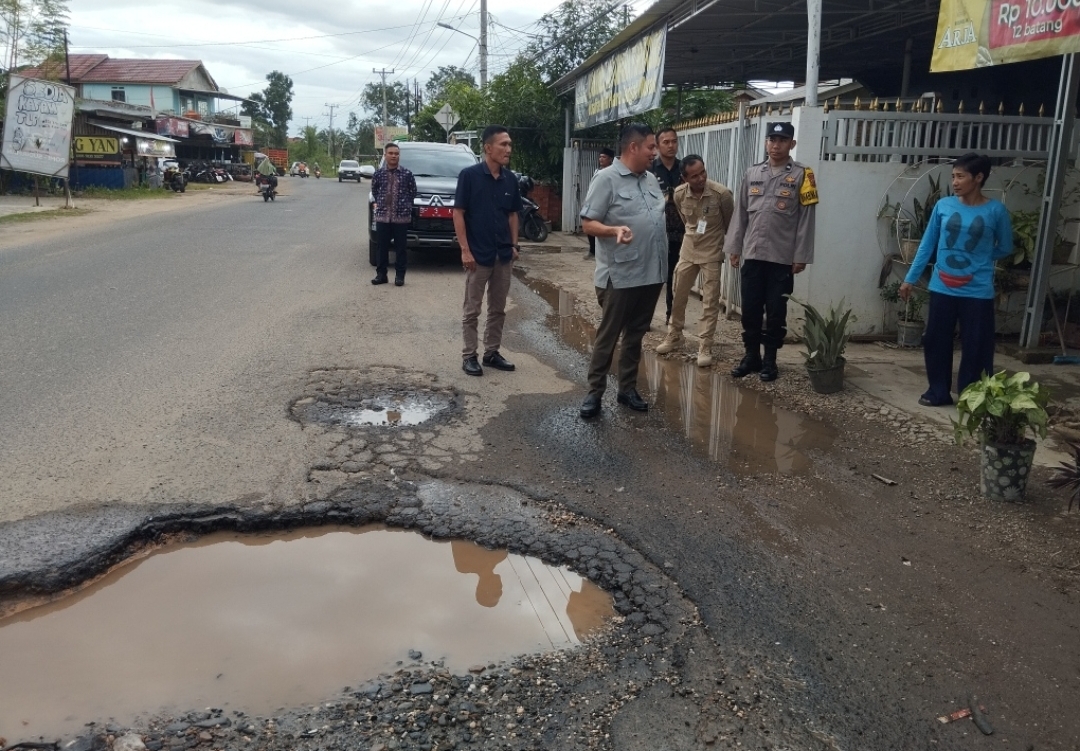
[2,178,1079,750]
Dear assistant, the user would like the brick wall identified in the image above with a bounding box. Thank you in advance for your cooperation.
[530,183,563,231]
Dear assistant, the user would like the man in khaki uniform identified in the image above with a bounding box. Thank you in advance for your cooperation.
[656,155,734,367]
[727,121,818,382]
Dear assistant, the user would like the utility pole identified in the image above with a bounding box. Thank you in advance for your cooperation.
[373,68,395,149]
[479,0,488,88]
[324,104,338,159]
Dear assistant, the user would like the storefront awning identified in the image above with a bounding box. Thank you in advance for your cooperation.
[88,121,179,143]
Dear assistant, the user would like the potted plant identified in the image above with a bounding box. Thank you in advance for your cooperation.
[1008,208,1076,267]
[788,296,856,394]
[879,281,926,347]
[953,370,1050,502]
[1047,441,1080,511]
[878,174,945,262]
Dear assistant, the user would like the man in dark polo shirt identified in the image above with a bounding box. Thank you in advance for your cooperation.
[453,124,523,376]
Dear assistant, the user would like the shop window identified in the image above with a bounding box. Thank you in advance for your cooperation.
[111,87,126,102]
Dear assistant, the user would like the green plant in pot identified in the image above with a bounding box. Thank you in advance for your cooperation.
[953,370,1049,502]
[878,175,945,262]
[788,296,855,394]
[879,281,926,347]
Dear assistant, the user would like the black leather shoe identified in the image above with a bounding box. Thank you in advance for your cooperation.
[579,393,602,419]
[371,275,389,285]
[731,354,762,378]
[616,389,648,411]
[462,356,483,376]
[394,275,404,286]
[759,360,778,381]
[482,351,515,371]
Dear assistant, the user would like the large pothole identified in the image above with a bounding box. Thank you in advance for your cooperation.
[0,479,699,750]
[293,387,457,429]
[0,526,613,738]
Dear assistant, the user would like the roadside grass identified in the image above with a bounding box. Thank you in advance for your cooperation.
[0,207,93,225]
[78,186,174,200]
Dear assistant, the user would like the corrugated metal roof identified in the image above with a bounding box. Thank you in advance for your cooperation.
[21,54,204,86]
[20,53,107,81]
[80,59,202,84]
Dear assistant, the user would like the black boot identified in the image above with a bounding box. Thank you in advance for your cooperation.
[731,346,762,378]
[759,346,778,382]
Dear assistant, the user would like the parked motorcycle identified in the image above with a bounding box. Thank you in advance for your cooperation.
[517,175,548,242]
[256,173,277,202]
[163,165,186,193]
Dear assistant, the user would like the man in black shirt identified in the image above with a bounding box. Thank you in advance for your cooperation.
[649,127,684,322]
[453,125,523,376]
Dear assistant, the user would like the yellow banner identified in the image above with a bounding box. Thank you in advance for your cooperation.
[574,28,666,129]
[73,136,119,155]
[932,0,1080,71]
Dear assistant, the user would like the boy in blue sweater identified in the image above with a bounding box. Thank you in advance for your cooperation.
[900,152,1013,406]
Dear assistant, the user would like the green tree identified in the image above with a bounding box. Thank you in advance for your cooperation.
[640,87,734,130]
[0,0,67,115]
[242,71,293,148]
[361,80,411,126]
[1,0,68,72]
[425,65,475,102]
[525,0,628,83]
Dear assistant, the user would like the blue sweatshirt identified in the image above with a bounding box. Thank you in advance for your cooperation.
[904,196,1013,299]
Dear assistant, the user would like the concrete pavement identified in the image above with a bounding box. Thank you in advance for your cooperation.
[526,231,1080,467]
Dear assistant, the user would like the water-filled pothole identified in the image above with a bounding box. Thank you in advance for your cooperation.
[0,526,613,738]
[294,387,456,428]
[521,274,836,473]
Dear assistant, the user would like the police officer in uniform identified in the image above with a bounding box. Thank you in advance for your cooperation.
[726,122,818,382]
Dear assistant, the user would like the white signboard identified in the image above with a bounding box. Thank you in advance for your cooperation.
[436,103,460,133]
[0,75,76,179]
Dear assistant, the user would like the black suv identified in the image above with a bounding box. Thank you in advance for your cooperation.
[367,142,479,266]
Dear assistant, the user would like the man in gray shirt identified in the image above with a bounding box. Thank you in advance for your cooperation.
[578,123,667,419]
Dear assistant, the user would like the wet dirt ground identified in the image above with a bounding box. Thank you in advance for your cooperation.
[3,189,1080,751]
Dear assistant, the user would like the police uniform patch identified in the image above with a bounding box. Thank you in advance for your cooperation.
[799,167,819,206]
[779,189,791,197]
[784,176,796,183]
[750,187,762,195]
[777,201,787,210]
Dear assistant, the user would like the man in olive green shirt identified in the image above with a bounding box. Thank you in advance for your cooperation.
[656,155,734,367]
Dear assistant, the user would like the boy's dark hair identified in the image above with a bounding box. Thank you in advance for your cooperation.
[619,122,654,149]
[953,152,991,184]
[681,154,705,174]
[657,126,678,140]
[481,124,509,144]
[600,147,615,158]
[384,142,400,151]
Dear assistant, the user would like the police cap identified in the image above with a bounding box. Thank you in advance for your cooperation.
[766,122,795,139]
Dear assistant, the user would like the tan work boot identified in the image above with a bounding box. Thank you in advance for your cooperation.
[655,332,684,355]
[696,340,713,368]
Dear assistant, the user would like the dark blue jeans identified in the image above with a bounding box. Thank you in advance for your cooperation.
[376,222,409,277]
[922,291,996,404]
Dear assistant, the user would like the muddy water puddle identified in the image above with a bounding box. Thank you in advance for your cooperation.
[0,526,612,739]
[522,274,835,473]
[293,389,455,428]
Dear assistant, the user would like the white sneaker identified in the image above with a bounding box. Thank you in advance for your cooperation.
[656,334,683,355]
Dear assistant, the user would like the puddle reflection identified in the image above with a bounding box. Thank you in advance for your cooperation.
[0,527,612,739]
[524,274,835,474]
[642,352,835,474]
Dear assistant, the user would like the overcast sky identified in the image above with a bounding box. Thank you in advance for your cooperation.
[66,0,569,134]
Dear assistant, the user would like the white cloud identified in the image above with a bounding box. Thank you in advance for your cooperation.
[67,0,561,133]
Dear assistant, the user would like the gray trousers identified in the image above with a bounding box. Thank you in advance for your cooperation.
[587,282,663,395]
[462,259,514,358]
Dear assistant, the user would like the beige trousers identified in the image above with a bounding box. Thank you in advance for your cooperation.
[462,259,514,358]
[668,258,723,342]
